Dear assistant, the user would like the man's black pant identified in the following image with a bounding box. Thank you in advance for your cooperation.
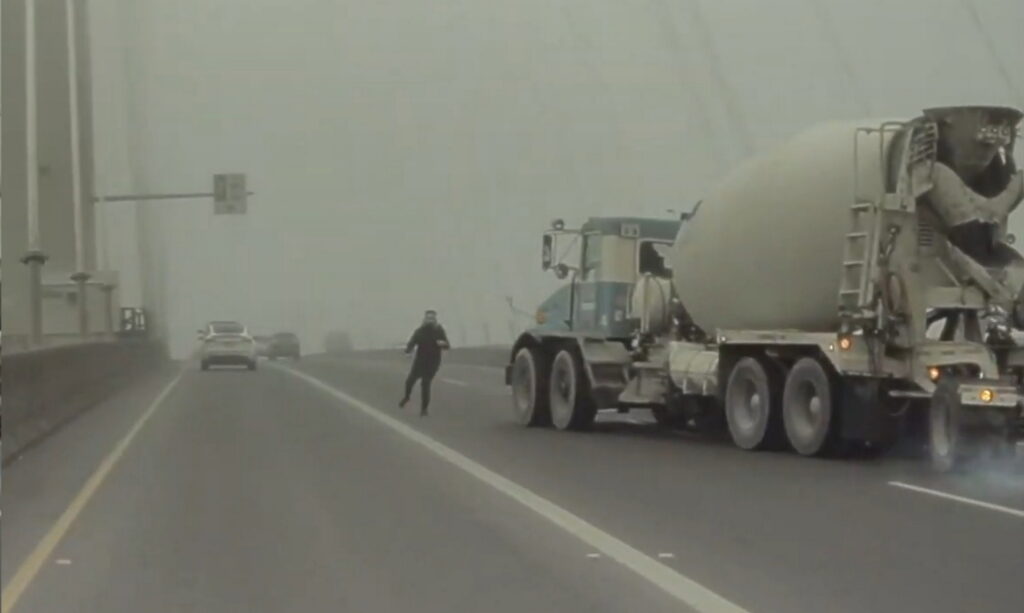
[404,363,439,410]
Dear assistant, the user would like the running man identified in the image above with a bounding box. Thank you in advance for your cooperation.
[399,310,450,416]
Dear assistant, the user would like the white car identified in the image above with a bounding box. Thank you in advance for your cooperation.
[199,321,258,371]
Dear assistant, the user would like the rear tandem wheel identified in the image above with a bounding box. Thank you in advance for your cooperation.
[782,357,840,456]
[724,356,786,450]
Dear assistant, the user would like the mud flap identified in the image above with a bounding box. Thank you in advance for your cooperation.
[837,378,902,446]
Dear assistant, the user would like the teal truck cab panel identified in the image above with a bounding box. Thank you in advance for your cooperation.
[532,216,681,338]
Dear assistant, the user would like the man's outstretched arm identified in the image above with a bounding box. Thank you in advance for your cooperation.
[405,329,419,354]
[438,326,450,349]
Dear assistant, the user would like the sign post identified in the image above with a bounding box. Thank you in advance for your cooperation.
[213,173,247,214]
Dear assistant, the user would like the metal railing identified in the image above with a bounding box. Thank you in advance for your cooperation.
[1,332,118,355]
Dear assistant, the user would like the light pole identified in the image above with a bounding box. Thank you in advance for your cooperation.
[100,282,116,334]
[20,0,47,346]
[66,0,90,337]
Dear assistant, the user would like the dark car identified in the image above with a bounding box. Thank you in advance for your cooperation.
[253,334,272,357]
[267,332,301,360]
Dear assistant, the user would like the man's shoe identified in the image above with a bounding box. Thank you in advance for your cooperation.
[420,408,429,417]
[399,397,409,408]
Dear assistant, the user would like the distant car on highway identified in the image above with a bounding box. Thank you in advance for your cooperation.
[267,332,301,360]
[199,321,258,371]
[252,334,272,357]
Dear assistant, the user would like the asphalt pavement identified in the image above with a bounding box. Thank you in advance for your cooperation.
[3,352,1023,613]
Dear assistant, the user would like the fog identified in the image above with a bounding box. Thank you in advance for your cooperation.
[86,0,1024,358]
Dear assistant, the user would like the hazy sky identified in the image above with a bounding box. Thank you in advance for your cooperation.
[87,0,1024,357]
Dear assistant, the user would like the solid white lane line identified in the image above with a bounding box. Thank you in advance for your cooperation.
[282,366,750,613]
[888,481,1024,519]
[2,371,185,613]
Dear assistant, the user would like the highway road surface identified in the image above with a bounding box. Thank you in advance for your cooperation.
[3,352,1023,613]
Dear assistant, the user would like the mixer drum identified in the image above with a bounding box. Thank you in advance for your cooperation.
[670,120,892,333]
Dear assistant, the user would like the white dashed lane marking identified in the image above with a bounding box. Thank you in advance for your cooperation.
[888,481,1024,519]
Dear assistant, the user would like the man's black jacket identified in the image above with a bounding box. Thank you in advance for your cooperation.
[406,324,450,371]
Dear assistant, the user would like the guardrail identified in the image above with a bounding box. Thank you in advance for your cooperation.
[445,346,510,368]
[1,332,121,355]
[2,338,168,464]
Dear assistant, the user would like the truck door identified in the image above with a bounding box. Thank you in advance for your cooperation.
[575,233,603,330]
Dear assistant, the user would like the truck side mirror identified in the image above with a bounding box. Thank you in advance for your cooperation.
[542,234,554,270]
[554,263,570,280]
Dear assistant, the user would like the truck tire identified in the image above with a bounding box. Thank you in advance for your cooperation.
[724,356,785,450]
[549,349,597,431]
[929,379,978,472]
[511,347,551,427]
[782,357,840,456]
[929,379,962,472]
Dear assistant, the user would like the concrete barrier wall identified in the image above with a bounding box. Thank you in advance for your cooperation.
[2,339,167,463]
[446,346,510,368]
[350,346,510,369]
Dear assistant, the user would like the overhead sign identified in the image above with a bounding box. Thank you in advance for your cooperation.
[214,173,247,214]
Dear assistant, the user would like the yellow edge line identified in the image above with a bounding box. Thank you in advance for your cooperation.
[1,371,184,613]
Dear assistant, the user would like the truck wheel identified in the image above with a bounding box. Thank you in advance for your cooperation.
[549,349,597,431]
[929,379,964,472]
[782,357,839,456]
[511,347,551,427]
[725,356,784,450]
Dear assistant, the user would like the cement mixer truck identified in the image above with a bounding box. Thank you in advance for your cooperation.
[506,105,1024,471]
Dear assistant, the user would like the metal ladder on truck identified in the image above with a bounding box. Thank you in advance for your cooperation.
[838,120,937,323]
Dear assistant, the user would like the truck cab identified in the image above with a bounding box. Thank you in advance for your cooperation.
[538,216,679,338]
[507,215,682,429]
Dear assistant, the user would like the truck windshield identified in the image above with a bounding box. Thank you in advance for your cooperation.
[583,234,602,280]
[639,241,672,277]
